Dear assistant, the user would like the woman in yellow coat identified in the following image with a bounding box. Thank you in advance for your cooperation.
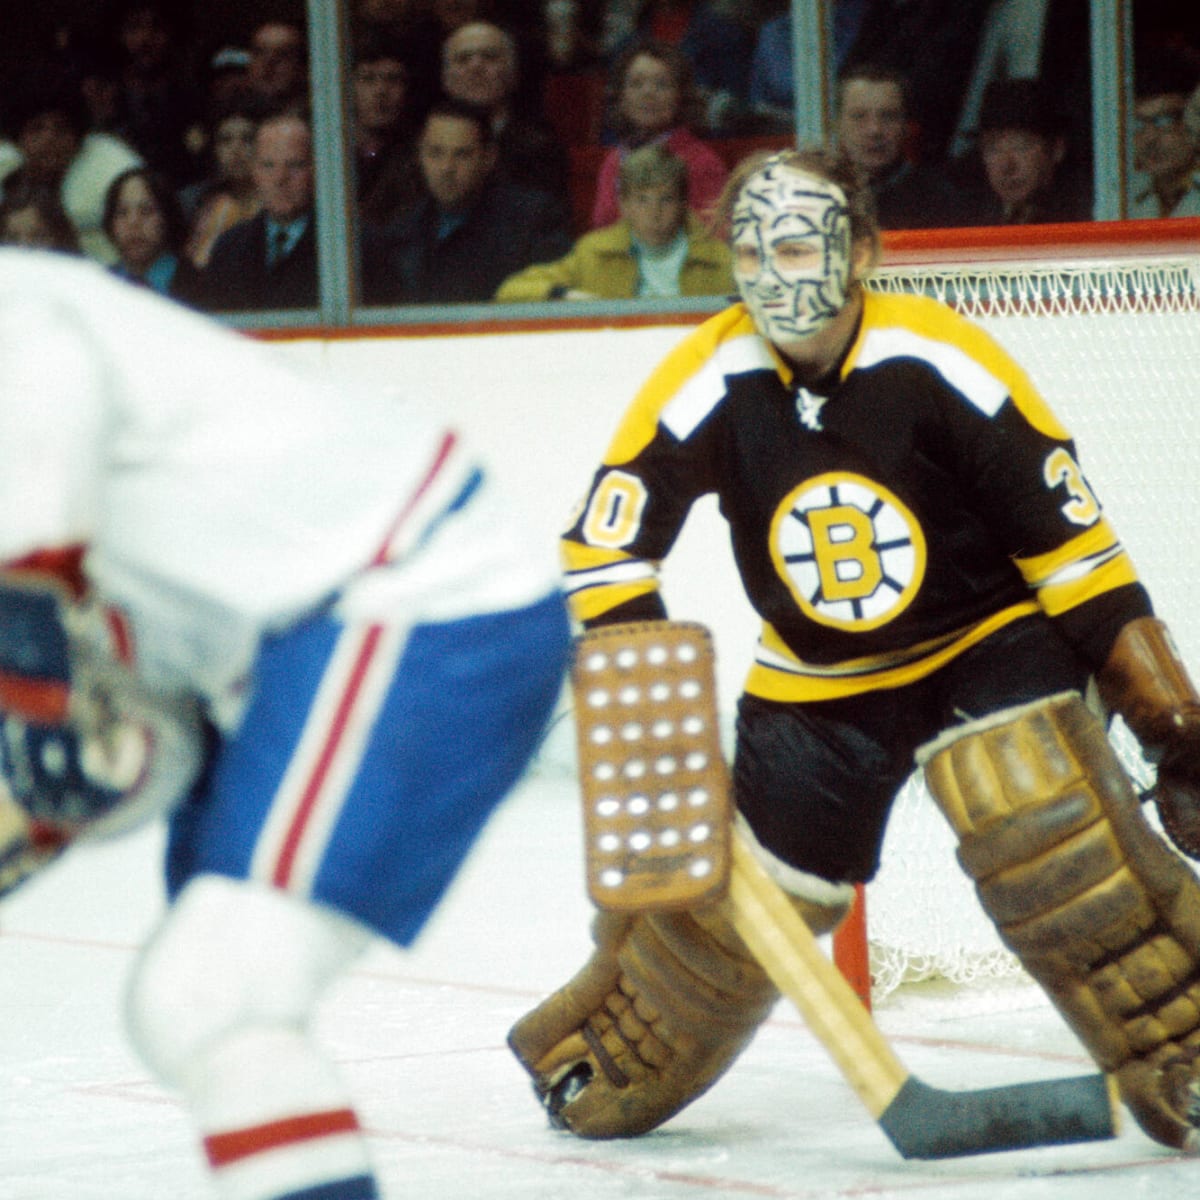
[495,144,733,302]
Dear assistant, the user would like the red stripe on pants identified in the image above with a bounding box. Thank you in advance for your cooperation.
[272,624,383,888]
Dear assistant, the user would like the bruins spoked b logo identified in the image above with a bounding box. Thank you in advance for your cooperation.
[770,472,926,630]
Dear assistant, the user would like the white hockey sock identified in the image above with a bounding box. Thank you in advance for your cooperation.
[183,1026,379,1200]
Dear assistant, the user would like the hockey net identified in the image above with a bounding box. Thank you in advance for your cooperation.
[853,219,1200,1001]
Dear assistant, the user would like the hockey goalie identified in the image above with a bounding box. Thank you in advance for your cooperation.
[508,145,1200,1152]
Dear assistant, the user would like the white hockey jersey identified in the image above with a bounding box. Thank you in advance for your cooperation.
[0,250,558,724]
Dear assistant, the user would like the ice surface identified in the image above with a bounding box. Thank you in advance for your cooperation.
[2,767,1197,1199]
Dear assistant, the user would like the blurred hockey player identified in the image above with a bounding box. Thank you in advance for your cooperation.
[0,248,571,1200]
[508,147,1200,1151]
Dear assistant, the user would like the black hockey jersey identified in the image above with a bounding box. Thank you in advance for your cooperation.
[562,290,1151,702]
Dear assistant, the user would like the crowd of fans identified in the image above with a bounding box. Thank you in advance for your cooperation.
[2,1,1199,313]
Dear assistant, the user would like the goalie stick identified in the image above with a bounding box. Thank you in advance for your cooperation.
[573,620,1120,1158]
[723,829,1118,1157]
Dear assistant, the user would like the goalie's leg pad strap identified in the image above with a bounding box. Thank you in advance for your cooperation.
[921,692,1200,1149]
[508,894,846,1138]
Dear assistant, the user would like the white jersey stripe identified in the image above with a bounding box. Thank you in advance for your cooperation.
[284,623,408,895]
[250,620,406,892]
[662,334,775,440]
[564,559,659,595]
[856,327,1010,416]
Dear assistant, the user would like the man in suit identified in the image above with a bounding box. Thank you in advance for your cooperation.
[362,98,572,305]
[198,110,318,312]
[440,21,570,217]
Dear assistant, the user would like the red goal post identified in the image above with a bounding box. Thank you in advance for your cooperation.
[833,217,1200,1007]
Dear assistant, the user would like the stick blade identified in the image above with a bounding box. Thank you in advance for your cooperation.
[879,1073,1120,1159]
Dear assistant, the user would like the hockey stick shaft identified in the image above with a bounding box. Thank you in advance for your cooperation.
[722,832,1120,1158]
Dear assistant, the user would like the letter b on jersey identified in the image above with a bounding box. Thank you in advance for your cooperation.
[771,473,926,631]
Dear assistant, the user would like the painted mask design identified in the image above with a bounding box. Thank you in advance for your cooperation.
[731,161,853,344]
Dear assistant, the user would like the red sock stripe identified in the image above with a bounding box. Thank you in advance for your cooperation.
[204,1108,361,1168]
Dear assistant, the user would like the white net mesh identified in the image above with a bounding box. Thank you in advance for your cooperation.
[863,252,1200,1000]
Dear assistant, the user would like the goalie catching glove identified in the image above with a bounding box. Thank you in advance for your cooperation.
[509,619,852,1136]
[1098,617,1200,857]
[0,564,204,857]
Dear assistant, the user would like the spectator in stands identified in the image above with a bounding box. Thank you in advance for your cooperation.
[834,62,968,230]
[495,142,732,300]
[361,98,572,304]
[74,39,126,140]
[244,18,310,112]
[543,0,602,74]
[600,0,696,55]
[356,0,493,119]
[203,45,254,109]
[842,0,994,164]
[0,76,142,262]
[747,12,794,129]
[103,165,202,302]
[590,39,728,228]
[433,0,497,34]
[750,3,870,125]
[101,0,206,188]
[353,24,421,226]
[961,79,1091,225]
[949,0,1092,172]
[1129,52,1200,219]
[0,183,81,253]
[677,1,776,134]
[440,20,571,213]
[197,111,317,312]
[0,140,19,186]
[179,96,262,269]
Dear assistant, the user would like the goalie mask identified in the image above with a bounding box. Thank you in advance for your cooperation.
[731,160,853,345]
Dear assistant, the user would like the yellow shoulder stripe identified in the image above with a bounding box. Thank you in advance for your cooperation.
[605,305,778,464]
[853,291,1070,440]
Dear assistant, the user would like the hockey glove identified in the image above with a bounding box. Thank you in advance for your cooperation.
[0,569,204,840]
[1097,616,1200,857]
[0,783,69,899]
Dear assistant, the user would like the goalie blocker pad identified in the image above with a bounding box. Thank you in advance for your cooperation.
[571,621,732,911]
[920,691,1200,1150]
[511,620,844,1138]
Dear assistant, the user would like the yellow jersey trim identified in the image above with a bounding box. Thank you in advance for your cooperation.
[849,292,1071,440]
[744,601,1039,701]
[1014,518,1119,585]
[1034,553,1139,617]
